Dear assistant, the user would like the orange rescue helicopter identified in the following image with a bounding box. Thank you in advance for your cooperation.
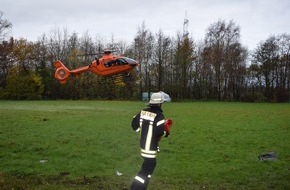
[54,50,138,84]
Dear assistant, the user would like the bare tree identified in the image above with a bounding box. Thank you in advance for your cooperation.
[275,34,290,102]
[152,30,172,91]
[46,27,70,62]
[0,11,12,41]
[0,11,13,88]
[252,36,279,101]
[172,34,196,99]
[0,37,14,88]
[203,19,246,101]
[133,22,154,98]
[251,34,290,102]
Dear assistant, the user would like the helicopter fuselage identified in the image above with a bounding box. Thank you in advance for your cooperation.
[54,53,138,84]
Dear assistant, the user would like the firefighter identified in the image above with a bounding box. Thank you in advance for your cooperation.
[130,92,172,190]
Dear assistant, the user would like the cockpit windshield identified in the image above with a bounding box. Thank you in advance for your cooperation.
[121,57,138,65]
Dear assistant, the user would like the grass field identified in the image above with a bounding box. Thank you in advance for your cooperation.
[0,100,290,190]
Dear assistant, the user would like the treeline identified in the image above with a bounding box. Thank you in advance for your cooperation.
[0,12,290,102]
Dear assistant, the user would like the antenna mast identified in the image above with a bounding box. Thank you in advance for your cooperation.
[183,11,189,38]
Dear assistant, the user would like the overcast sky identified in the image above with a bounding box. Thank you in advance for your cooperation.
[1,0,290,50]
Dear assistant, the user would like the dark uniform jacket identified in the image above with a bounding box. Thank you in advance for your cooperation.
[131,106,166,159]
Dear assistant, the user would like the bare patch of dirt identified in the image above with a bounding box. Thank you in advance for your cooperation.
[0,173,129,190]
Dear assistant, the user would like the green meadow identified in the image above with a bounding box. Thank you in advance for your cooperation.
[0,101,289,190]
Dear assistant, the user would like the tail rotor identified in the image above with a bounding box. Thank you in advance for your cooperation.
[54,60,71,84]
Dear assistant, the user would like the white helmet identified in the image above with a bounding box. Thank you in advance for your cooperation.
[149,91,171,104]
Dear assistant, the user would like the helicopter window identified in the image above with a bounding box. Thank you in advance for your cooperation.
[104,60,117,67]
[104,61,110,67]
[104,58,132,67]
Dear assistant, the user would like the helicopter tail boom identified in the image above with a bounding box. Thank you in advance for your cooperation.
[54,60,91,84]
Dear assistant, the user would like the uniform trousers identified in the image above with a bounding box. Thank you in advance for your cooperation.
[130,158,157,190]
